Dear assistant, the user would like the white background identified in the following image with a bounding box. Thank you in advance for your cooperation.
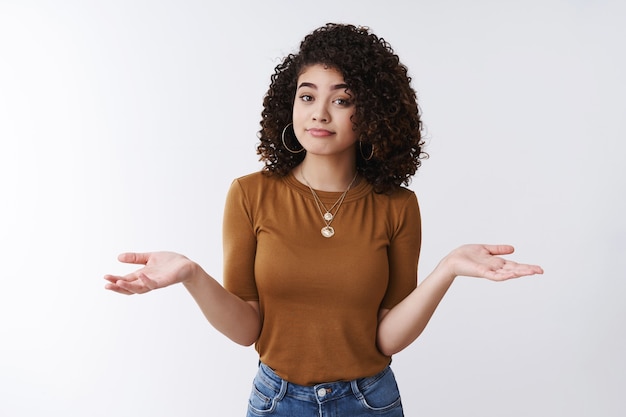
[1,0,624,416]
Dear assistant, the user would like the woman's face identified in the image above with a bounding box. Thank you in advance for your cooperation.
[292,64,358,159]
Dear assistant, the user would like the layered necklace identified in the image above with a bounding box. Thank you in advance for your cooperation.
[301,169,358,238]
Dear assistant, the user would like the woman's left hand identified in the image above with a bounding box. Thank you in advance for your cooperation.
[440,244,543,281]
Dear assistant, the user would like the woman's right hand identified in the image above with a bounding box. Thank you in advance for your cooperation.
[104,251,197,295]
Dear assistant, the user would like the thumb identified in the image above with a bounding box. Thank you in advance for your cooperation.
[118,252,151,265]
[484,244,515,256]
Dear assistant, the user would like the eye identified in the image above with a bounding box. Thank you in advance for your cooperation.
[333,97,353,106]
[299,94,314,102]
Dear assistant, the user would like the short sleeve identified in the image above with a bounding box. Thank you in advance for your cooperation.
[222,179,259,301]
[380,191,421,309]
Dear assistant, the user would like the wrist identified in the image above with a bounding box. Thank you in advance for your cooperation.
[181,260,202,285]
[436,254,458,282]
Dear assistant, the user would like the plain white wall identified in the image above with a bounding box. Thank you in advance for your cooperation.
[1,0,624,416]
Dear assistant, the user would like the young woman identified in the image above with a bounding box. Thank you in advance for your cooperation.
[104,23,543,417]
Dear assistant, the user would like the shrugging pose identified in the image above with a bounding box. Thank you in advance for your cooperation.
[105,23,543,417]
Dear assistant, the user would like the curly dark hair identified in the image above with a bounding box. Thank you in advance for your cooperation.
[256,23,427,193]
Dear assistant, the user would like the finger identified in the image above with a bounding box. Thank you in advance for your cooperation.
[488,256,507,271]
[490,263,544,281]
[104,282,134,295]
[483,244,515,256]
[104,274,119,283]
[515,264,544,275]
[138,272,159,291]
[502,261,544,275]
[114,277,150,294]
[117,252,151,265]
[104,274,139,283]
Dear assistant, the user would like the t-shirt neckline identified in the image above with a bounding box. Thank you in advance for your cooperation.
[283,171,373,204]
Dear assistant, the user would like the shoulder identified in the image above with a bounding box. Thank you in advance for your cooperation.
[391,186,416,200]
[229,171,286,203]
[371,186,420,228]
[373,186,417,207]
[232,171,282,188]
[233,170,265,185]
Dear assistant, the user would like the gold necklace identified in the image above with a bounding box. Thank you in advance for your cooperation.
[301,170,358,238]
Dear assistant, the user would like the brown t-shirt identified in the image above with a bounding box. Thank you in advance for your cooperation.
[223,171,421,385]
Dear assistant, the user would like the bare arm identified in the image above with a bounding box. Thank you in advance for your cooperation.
[104,251,261,346]
[183,268,260,346]
[377,244,543,356]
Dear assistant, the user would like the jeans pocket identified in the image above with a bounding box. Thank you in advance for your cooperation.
[354,367,403,413]
[247,372,280,415]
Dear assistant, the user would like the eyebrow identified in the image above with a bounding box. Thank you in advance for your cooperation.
[297,82,350,91]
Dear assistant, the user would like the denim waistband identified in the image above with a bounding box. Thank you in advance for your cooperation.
[256,362,392,404]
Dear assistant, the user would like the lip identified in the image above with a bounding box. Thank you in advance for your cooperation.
[307,128,334,137]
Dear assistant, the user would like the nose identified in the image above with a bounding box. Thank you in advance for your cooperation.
[312,102,330,122]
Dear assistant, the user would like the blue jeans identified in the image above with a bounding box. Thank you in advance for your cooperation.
[246,362,404,416]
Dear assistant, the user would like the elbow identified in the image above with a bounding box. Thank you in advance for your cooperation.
[230,326,261,347]
[377,328,424,357]
[226,300,261,347]
[230,330,260,347]
[376,335,402,357]
[236,334,258,347]
[378,344,396,358]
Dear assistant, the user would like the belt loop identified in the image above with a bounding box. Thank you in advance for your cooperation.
[277,376,288,401]
[350,379,363,401]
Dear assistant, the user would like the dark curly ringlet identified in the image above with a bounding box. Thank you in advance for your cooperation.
[256,23,428,194]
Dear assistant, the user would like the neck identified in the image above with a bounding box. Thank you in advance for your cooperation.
[297,155,357,192]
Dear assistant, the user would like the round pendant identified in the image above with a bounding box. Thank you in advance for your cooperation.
[323,212,334,221]
[321,226,335,238]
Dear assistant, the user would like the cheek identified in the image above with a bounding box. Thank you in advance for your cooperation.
[339,115,357,134]
[291,102,306,123]
[291,117,306,141]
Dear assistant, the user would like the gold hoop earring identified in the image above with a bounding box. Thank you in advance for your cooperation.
[281,123,305,154]
[359,141,374,161]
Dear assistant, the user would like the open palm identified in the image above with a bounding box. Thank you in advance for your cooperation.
[104,251,195,295]
[443,244,543,281]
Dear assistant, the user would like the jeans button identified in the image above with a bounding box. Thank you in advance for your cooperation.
[317,388,327,397]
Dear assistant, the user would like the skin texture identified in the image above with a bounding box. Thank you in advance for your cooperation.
[293,66,357,161]
[292,65,359,191]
